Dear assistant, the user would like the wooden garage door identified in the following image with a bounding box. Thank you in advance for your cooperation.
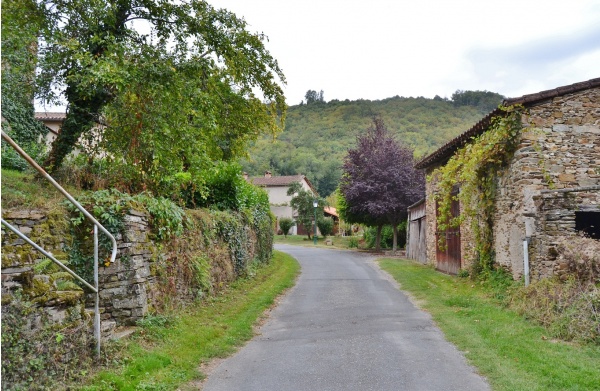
[436,197,461,275]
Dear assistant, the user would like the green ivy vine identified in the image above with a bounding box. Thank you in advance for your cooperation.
[66,189,184,280]
[433,105,525,274]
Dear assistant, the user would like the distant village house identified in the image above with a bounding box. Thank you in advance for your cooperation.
[247,171,319,235]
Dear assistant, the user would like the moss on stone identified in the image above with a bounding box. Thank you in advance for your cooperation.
[1,294,14,305]
[26,275,53,299]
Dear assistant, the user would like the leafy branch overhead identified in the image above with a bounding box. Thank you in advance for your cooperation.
[27,0,286,187]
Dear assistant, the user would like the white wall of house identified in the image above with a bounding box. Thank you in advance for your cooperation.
[271,205,297,235]
[266,186,291,205]
[260,178,316,235]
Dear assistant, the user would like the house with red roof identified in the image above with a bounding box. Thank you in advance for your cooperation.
[247,171,318,235]
[415,78,600,281]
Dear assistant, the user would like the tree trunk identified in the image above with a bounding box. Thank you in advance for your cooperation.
[392,224,398,253]
[375,224,383,252]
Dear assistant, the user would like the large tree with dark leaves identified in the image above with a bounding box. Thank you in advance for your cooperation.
[32,0,286,175]
[339,117,424,251]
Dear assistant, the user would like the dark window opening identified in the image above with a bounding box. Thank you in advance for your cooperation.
[575,211,600,240]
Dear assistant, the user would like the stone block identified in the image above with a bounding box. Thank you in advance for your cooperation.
[128,209,148,218]
[558,173,576,183]
[574,125,600,134]
[124,215,144,224]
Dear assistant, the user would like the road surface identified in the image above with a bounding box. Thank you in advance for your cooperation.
[202,245,489,391]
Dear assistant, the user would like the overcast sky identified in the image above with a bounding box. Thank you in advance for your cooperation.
[211,0,600,105]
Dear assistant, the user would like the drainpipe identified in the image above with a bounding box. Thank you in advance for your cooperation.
[523,237,530,287]
[522,215,535,287]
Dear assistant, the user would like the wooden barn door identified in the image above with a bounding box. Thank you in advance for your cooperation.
[436,197,461,275]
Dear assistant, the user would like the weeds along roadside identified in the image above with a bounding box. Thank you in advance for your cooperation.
[77,250,300,391]
[378,257,600,391]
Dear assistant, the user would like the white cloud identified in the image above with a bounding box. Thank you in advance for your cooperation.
[36,0,600,111]
[210,0,599,103]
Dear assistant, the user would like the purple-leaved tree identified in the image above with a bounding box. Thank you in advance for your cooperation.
[339,117,425,251]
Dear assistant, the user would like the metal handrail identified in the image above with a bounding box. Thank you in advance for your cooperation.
[0,220,97,292]
[1,130,117,357]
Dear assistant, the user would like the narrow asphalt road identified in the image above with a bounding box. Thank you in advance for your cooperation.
[202,245,489,391]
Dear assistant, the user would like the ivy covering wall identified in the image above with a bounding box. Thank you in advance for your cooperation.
[432,105,524,274]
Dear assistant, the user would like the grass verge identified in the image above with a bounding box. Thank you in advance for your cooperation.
[1,168,81,209]
[80,251,300,391]
[378,258,600,391]
[274,234,358,249]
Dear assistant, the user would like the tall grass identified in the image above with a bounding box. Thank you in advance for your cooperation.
[379,258,600,391]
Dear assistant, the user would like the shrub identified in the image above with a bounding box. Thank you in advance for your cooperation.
[1,139,47,172]
[182,162,270,214]
[1,292,94,390]
[504,235,600,344]
[508,278,600,344]
[317,217,334,238]
[364,222,407,249]
[348,237,359,248]
[554,236,600,283]
[279,217,295,237]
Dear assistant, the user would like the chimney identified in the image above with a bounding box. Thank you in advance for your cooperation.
[264,171,272,178]
[243,172,249,180]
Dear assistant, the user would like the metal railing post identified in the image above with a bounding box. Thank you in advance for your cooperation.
[1,130,116,358]
[94,224,101,357]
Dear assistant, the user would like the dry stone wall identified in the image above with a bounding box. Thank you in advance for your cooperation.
[1,209,79,325]
[95,210,154,328]
[531,187,600,279]
[494,87,600,280]
[1,208,157,331]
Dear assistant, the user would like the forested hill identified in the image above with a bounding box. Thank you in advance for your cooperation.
[240,91,504,196]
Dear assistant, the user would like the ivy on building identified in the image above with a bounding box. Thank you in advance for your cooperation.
[432,105,525,274]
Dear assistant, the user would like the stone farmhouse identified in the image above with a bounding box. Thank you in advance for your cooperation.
[413,78,600,280]
[247,171,318,235]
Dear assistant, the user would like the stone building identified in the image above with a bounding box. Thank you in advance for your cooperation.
[414,78,600,280]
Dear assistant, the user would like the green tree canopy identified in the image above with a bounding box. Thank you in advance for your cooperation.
[287,182,324,240]
[31,0,286,175]
[1,0,50,169]
[451,90,505,113]
[304,89,324,105]
[240,95,489,196]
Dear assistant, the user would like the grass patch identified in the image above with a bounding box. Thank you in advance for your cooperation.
[274,234,358,249]
[378,258,600,391]
[80,251,300,391]
[1,168,81,209]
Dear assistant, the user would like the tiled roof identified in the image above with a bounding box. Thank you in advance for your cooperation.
[35,112,67,121]
[415,77,600,170]
[324,206,338,218]
[250,175,305,186]
[249,174,318,195]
